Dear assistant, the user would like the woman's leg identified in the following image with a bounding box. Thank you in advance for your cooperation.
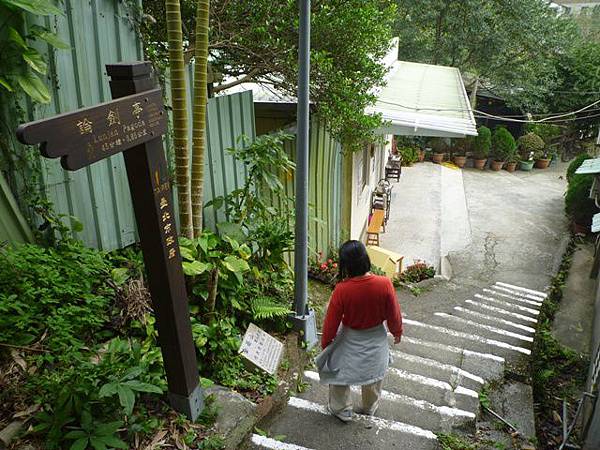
[361,380,383,415]
[328,384,353,421]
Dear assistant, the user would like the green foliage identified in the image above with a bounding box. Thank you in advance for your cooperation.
[472,126,491,159]
[142,0,396,148]
[63,412,127,450]
[517,132,545,161]
[0,241,113,350]
[0,0,69,103]
[566,153,592,183]
[396,261,435,284]
[250,296,293,320]
[436,433,476,450]
[525,123,561,146]
[395,0,578,111]
[565,174,597,226]
[491,127,516,162]
[398,146,419,165]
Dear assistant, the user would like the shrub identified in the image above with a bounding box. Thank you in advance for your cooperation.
[398,146,419,165]
[491,127,516,162]
[472,126,491,159]
[430,137,448,153]
[566,153,592,183]
[397,261,435,283]
[526,123,561,146]
[565,175,597,226]
[518,132,545,161]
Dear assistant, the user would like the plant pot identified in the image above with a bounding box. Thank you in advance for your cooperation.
[519,160,534,171]
[473,158,486,170]
[505,162,517,173]
[418,150,425,162]
[453,155,467,168]
[490,160,504,171]
[535,158,550,169]
[432,152,445,164]
[572,221,589,235]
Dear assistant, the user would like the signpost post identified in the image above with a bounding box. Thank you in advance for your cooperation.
[16,62,203,421]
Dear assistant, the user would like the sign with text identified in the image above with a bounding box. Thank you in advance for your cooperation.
[239,323,284,375]
[16,63,201,420]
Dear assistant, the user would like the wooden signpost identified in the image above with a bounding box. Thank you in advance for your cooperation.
[16,62,203,420]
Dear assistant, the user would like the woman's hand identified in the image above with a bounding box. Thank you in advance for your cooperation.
[393,335,402,344]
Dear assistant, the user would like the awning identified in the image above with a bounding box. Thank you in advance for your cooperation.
[368,60,478,138]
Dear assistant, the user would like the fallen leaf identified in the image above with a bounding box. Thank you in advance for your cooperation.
[13,404,40,419]
[144,430,168,450]
[552,410,562,424]
[10,349,27,371]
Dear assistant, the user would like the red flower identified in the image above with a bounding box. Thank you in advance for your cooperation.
[332,263,338,268]
[320,263,328,270]
[327,259,333,264]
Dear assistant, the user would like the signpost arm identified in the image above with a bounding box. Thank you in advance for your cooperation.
[106,62,203,420]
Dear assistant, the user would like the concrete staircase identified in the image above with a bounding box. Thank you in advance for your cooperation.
[248,282,545,450]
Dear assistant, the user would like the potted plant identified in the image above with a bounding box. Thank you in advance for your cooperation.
[505,152,519,173]
[517,132,544,171]
[417,147,425,162]
[398,145,419,167]
[534,149,551,169]
[452,140,467,168]
[472,126,491,169]
[430,138,447,164]
[565,175,597,234]
[490,127,516,171]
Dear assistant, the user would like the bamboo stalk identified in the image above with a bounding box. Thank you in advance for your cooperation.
[191,0,210,236]
[165,0,193,238]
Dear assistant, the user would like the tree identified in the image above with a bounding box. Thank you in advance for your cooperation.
[191,0,210,235]
[142,0,397,149]
[394,0,577,112]
[165,0,193,238]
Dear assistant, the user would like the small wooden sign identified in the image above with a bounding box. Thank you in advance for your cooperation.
[239,323,284,375]
[17,89,167,171]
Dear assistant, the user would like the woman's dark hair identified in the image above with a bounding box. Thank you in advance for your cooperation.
[338,240,371,279]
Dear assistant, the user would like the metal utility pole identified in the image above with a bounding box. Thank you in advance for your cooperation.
[292,0,317,348]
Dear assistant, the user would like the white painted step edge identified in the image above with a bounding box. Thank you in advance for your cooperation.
[288,397,438,441]
[491,285,545,302]
[454,306,536,334]
[483,288,543,307]
[303,371,476,420]
[251,434,315,450]
[474,294,540,316]
[434,313,534,343]
[495,281,547,298]
[390,349,485,384]
[464,300,537,324]
[389,367,479,398]
[404,318,531,355]
[402,336,505,363]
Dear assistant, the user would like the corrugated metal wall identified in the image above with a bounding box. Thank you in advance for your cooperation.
[2,1,255,251]
[275,119,342,257]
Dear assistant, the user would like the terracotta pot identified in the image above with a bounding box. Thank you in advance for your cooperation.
[572,222,589,235]
[535,158,550,169]
[505,162,517,173]
[473,158,487,170]
[490,160,504,171]
[453,155,467,168]
[432,152,445,164]
[418,150,425,162]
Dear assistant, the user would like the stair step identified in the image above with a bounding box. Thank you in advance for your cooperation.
[403,318,531,358]
[463,299,538,326]
[493,281,547,300]
[386,367,479,412]
[482,288,543,308]
[260,396,438,450]
[301,371,475,433]
[389,349,484,391]
[473,293,540,318]
[452,306,536,335]
[430,313,534,348]
[398,336,505,382]
[250,434,315,450]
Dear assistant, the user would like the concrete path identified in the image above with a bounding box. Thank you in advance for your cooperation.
[248,163,569,449]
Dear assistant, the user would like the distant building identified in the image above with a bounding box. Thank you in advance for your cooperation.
[554,0,600,14]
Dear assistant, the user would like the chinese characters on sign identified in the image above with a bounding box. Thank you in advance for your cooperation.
[239,323,284,375]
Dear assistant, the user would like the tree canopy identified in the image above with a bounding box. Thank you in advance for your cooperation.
[394,0,578,112]
[142,0,396,148]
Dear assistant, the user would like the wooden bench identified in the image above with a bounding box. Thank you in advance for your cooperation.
[366,209,385,246]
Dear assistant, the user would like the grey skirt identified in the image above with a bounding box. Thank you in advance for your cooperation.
[315,324,390,386]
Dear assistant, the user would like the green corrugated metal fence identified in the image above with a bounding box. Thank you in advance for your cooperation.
[1,1,256,251]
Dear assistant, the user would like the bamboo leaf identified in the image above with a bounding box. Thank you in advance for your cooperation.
[22,48,48,74]
[8,27,28,49]
[16,72,51,104]
[30,26,70,49]
[0,77,14,92]
[3,0,63,15]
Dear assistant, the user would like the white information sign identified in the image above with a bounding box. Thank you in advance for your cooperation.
[239,323,284,375]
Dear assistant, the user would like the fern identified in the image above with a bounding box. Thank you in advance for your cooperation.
[250,296,292,320]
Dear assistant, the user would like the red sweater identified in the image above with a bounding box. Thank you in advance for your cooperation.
[321,274,403,348]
